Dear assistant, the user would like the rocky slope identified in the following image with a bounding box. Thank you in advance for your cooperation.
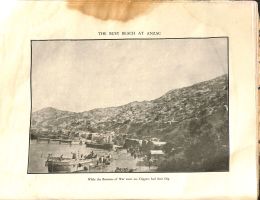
[31,74,228,141]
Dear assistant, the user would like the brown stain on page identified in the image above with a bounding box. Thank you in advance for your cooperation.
[67,0,155,22]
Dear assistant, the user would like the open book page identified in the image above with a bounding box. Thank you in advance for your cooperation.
[0,1,258,199]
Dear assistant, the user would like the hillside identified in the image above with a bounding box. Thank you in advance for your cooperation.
[31,74,229,171]
[31,74,228,139]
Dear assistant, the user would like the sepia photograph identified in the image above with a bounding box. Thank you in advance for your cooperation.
[28,38,229,173]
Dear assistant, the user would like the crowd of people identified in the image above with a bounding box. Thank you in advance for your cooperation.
[127,146,142,159]
[96,154,112,166]
[126,146,154,169]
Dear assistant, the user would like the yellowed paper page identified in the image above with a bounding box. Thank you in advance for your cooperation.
[0,1,258,199]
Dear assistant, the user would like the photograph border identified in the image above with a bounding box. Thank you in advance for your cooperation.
[27,37,230,174]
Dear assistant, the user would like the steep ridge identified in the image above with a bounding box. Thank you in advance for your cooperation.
[31,74,228,141]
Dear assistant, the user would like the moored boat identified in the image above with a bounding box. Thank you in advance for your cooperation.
[71,140,83,145]
[85,142,113,150]
[45,157,95,173]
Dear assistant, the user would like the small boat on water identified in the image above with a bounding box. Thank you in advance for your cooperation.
[70,140,83,145]
[45,157,95,173]
[85,142,113,150]
[59,139,72,144]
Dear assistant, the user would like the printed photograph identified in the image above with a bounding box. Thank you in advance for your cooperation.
[28,38,229,173]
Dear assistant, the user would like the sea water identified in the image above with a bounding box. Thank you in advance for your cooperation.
[28,140,152,173]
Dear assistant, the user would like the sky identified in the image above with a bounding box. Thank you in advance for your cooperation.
[32,38,228,112]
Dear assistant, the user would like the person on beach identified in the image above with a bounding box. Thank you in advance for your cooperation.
[103,157,107,164]
[99,156,104,164]
[71,152,77,159]
[148,159,151,169]
[47,153,52,161]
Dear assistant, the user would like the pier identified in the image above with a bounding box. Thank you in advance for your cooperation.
[36,137,81,145]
